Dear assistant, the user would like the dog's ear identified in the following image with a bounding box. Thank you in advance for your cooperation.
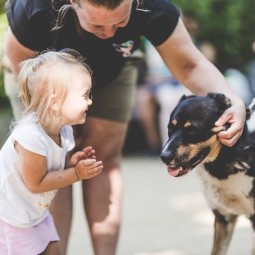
[179,94,196,102]
[179,95,189,102]
[207,93,231,110]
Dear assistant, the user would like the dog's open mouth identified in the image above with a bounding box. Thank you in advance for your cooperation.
[167,166,191,177]
[166,151,208,177]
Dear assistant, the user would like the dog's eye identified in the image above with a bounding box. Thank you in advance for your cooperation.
[187,126,199,136]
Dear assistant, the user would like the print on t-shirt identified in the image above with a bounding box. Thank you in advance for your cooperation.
[112,40,134,57]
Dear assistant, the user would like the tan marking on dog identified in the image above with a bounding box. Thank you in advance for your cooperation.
[205,135,222,162]
[172,119,177,126]
[212,126,226,133]
[173,134,222,165]
[184,121,191,128]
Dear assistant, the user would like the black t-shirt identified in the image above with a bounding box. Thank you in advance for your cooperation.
[6,0,180,87]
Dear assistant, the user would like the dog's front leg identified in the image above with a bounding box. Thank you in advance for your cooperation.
[211,210,237,255]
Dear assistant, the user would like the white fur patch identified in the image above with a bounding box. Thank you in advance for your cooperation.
[197,166,255,217]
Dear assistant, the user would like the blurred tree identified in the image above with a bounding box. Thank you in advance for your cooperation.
[175,0,255,72]
[0,0,7,98]
[0,0,5,14]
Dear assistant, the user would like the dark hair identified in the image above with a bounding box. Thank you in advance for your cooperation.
[86,0,126,9]
[51,0,129,30]
[52,0,126,10]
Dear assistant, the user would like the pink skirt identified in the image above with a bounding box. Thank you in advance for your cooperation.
[0,214,59,255]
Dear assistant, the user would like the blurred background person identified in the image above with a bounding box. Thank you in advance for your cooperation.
[200,41,252,106]
[134,11,199,154]
[135,40,191,154]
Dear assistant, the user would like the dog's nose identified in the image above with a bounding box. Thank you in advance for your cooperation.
[160,140,173,164]
[160,150,171,165]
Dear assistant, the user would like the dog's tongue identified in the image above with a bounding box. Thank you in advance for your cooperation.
[167,166,181,177]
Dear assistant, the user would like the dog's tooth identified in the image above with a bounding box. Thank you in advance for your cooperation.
[232,161,250,170]
[242,162,250,169]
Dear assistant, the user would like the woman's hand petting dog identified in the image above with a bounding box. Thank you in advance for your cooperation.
[215,100,245,147]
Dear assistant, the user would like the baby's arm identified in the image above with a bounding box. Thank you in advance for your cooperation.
[15,142,103,193]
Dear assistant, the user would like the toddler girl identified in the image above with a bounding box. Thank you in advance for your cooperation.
[0,49,103,255]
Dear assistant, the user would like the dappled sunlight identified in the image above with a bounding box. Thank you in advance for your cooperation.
[235,215,251,228]
[170,192,251,229]
[170,192,207,213]
[194,211,250,229]
[193,210,214,225]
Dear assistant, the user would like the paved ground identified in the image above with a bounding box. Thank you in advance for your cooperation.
[67,156,252,255]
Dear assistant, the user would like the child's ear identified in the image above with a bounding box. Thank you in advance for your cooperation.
[49,94,60,112]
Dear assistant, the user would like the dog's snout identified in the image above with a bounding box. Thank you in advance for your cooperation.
[160,139,174,164]
[160,154,169,165]
[160,149,171,165]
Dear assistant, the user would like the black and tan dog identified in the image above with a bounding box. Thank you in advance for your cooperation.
[160,93,255,255]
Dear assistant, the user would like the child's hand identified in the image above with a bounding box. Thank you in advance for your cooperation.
[68,151,86,167]
[68,146,97,167]
[75,158,103,180]
[81,146,96,159]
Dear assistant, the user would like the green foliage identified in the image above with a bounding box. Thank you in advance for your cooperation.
[0,13,7,98]
[0,0,5,14]
[174,0,255,72]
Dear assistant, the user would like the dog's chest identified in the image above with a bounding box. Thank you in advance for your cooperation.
[197,165,255,217]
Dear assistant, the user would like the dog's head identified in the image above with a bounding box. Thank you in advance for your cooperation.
[160,93,231,177]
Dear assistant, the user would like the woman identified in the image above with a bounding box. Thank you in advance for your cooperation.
[3,0,245,254]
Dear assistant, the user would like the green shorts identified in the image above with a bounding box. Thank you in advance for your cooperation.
[88,60,138,122]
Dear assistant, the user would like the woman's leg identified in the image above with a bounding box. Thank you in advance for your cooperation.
[78,60,138,255]
[81,118,127,255]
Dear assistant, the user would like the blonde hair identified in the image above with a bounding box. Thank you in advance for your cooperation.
[18,49,92,129]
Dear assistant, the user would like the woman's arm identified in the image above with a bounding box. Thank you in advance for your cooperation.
[156,18,245,146]
[4,27,37,76]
